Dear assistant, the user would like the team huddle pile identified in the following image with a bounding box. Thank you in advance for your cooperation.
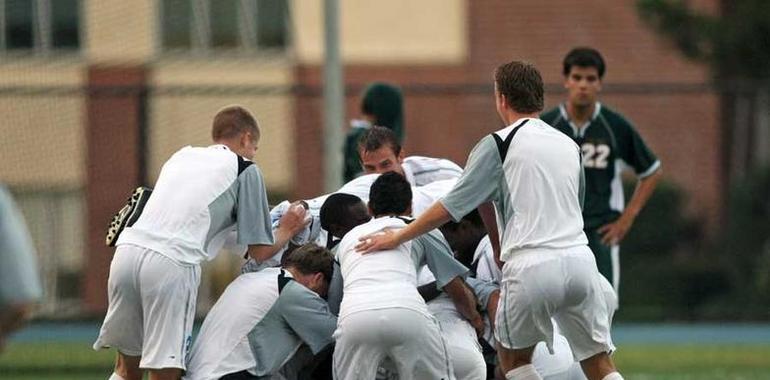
[94,49,660,380]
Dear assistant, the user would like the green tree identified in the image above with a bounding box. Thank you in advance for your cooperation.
[637,0,770,81]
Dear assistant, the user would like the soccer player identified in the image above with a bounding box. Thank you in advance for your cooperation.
[541,47,662,293]
[343,82,405,182]
[184,244,336,380]
[0,184,42,353]
[332,172,482,380]
[358,61,622,380]
[441,212,592,380]
[358,126,463,186]
[93,106,309,380]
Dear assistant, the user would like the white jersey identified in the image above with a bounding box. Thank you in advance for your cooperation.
[118,145,273,265]
[442,118,588,262]
[472,236,502,284]
[402,155,463,186]
[334,216,467,320]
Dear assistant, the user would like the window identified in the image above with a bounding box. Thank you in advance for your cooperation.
[161,0,289,53]
[1,0,80,53]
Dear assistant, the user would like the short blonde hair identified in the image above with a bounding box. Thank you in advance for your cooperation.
[211,105,259,141]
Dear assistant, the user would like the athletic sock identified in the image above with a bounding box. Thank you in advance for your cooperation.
[505,364,543,380]
[108,373,126,380]
[602,372,624,380]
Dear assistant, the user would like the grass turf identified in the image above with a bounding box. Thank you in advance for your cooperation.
[1,342,769,379]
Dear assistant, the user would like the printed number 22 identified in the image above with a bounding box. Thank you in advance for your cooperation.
[582,143,610,169]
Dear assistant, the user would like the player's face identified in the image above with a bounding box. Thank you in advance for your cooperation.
[564,66,602,107]
[360,145,404,176]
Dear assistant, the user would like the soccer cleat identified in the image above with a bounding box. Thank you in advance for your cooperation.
[105,186,153,247]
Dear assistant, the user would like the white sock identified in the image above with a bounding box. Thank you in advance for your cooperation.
[505,364,543,380]
[602,372,624,380]
[108,373,126,380]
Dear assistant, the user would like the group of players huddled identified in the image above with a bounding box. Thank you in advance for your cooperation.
[95,48,660,380]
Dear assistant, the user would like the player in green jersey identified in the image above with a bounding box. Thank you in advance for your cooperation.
[541,47,662,295]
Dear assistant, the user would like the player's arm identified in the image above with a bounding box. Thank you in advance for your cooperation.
[237,167,309,262]
[247,203,309,262]
[477,202,503,268]
[600,168,661,245]
[486,289,500,333]
[599,119,663,245]
[442,277,484,335]
[414,230,484,334]
[466,277,500,333]
[357,136,501,253]
[279,284,338,354]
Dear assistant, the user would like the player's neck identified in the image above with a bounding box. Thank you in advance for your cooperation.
[567,102,596,124]
[502,111,538,126]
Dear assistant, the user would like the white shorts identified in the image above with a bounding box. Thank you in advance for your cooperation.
[494,246,615,361]
[93,245,200,369]
[436,314,486,380]
[333,308,454,380]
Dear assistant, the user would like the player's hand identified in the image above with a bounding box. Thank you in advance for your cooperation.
[469,313,485,337]
[279,202,311,235]
[597,215,633,246]
[355,229,398,254]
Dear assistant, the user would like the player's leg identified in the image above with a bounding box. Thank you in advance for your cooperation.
[497,344,540,380]
[554,247,619,380]
[137,250,200,378]
[332,311,386,379]
[438,316,486,380]
[387,310,453,380]
[112,352,142,380]
[93,246,145,380]
[495,258,562,380]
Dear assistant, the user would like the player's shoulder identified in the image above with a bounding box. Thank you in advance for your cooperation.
[599,104,634,129]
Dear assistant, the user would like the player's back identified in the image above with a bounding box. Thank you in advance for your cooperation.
[119,145,248,263]
[335,217,427,318]
[402,156,463,186]
[496,118,587,257]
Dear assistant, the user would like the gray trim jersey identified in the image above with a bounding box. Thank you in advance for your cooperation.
[441,118,588,262]
[118,145,273,265]
[184,268,336,379]
[334,216,469,320]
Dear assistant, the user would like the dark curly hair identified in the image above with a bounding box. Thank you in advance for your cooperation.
[368,171,412,217]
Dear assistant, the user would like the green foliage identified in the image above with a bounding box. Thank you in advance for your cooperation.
[717,167,770,317]
[619,180,719,321]
[619,169,770,321]
[637,0,770,81]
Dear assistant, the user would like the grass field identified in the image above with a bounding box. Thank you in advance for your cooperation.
[1,342,770,380]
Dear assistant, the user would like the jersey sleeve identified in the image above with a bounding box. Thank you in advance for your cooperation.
[279,283,338,354]
[465,277,499,310]
[440,136,502,222]
[615,115,660,178]
[0,186,42,305]
[413,230,468,288]
[236,166,275,246]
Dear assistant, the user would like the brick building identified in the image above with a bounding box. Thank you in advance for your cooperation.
[0,0,723,314]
